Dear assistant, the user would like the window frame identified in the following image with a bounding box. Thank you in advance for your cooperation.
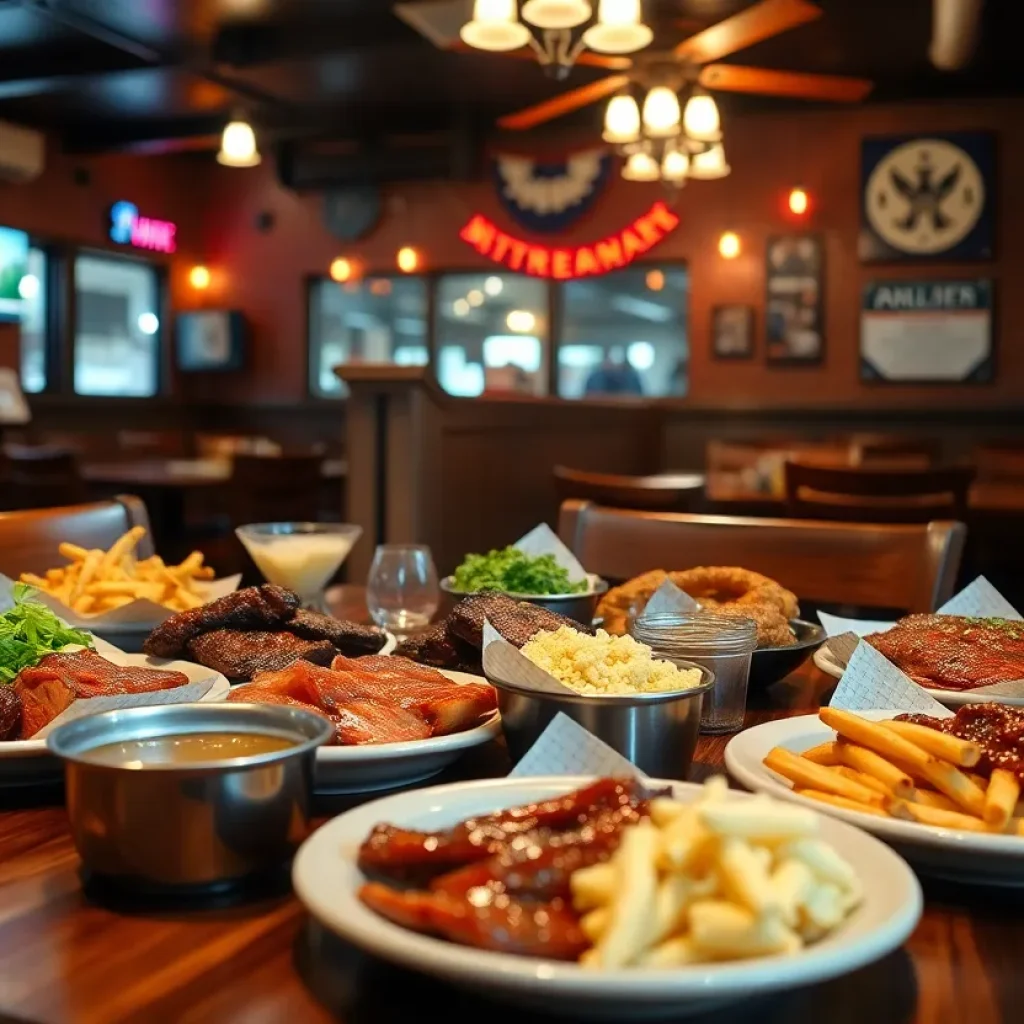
[16,238,61,396]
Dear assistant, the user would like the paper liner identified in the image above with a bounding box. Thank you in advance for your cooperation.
[636,578,700,619]
[829,644,952,717]
[509,712,644,779]
[481,620,577,696]
[512,523,588,585]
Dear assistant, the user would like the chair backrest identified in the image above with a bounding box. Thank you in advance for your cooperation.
[846,434,940,468]
[0,495,153,578]
[974,444,1024,482]
[3,445,87,510]
[553,466,705,513]
[783,460,975,524]
[229,454,323,524]
[558,500,966,613]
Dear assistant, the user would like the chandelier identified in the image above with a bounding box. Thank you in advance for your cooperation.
[460,0,652,77]
[605,80,730,188]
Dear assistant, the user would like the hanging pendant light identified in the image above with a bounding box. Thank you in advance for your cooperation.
[217,118,261,167]
[521,0,592,29]
[688,142,731,180]
[682,89,722,143]
[622,150,660,182]
[641,86,681,138]
[602,94,641,144]
[460,0,531,51]
[661,148,690,184]
[583,0,653,54]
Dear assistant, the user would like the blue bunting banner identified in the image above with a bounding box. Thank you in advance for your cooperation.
[492,147,612,235]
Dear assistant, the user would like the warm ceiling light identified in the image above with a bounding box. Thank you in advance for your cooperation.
[682,90,721,143]
[661,148,690,184]
[521,0,592,30]
[189,265,211,290]
[622,150,660,182]
[453,298,471,316]
[718,231,741,259]
[396,246,420,273]
[583,0,652,54]
[645,268,664,291]
[506,309,537,332]
[467,289,485,306]
[217,119,261,167]
[460,0,531,51]
[688,142,731,180]
[484,275,504,296]
[641,86,681,138]
[788,187,810,215]
[602,94,641,145]
[330,257,353,283]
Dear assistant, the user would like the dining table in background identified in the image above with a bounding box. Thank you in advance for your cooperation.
[0,585,1020,1024]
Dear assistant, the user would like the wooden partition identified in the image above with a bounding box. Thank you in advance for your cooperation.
[338,366,661,579]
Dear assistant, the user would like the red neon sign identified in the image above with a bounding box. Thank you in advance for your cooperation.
[458,201,679,279]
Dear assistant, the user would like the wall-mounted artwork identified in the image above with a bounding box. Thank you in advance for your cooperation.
[711,305,754,360]
[176,310,245,372]
[860,278,993,383]
[765,235,824,365]
[859,132,994,262]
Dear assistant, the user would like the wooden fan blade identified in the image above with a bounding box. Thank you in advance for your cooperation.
[675,0,821,64]
[448,40,631,70]
[497,74,630,130]
[700,64,874,102]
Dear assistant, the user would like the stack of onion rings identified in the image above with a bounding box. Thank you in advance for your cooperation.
[596,566,799,648]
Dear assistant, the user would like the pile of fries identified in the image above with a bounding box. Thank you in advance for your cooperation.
[20,528,215,616]
[765,707,1023,835]
[571,777,862,969]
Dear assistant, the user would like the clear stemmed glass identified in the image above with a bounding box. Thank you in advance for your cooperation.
[366,545,439,637]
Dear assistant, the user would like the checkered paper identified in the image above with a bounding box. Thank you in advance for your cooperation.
[509,712,645,780]
[638,578,700,619]
[829,643,951,717]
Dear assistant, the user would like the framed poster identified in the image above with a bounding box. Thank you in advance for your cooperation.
[765,235,824,364]
[860,279,993,383]
[859,132,994,263]
[176,310,245,372]
[711,305,754,360]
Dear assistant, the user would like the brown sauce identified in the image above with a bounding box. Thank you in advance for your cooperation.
[82,732,296,768]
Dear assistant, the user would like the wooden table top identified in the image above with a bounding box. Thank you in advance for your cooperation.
[0,589,1018,1024]
[81,457,347,488]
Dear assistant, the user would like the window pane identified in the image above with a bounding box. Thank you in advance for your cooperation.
[19,247,47,393]
[308,276,428,398]
[557,266,688,398]
[434,273,548,397]
[74,254,160,396]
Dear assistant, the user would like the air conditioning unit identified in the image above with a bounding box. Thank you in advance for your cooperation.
[0,120,44,183]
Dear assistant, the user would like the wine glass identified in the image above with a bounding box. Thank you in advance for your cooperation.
[366,545,439,637]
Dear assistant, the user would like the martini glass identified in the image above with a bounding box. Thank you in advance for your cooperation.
[236,522,362,613]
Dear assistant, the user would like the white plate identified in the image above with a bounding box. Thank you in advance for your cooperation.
[726,712,1024,886]
[293,775,921,1018]
[313,669,499,793]
[813,646,1024,708]
[0,654,231,784]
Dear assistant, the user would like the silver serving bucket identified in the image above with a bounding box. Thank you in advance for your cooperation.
[440,576,609,627]
[491,662,715,779]
[48,703,333,889]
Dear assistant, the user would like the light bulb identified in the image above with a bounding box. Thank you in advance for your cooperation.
[788,187,810,215]
[397,246,420,273]
[521,0,592,30]
[217,119,261,167]
[688,142,731,180]
[453,298,470,316]
[602,94,641,144]
[661,148,690,183]
[645,269,664,291]
[467,289,484,306]
[718,231,741,259]
[583,0,652,54]
[641,86,681,138]
[461,0,531,51]
[622,150,660,182]
[189,265,211,290]
[506,309,537,332]
[682,91,721,143]
[484,275,504,296]
[330,257,353,283]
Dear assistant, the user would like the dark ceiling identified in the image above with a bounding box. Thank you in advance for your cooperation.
[0,0,1019,163]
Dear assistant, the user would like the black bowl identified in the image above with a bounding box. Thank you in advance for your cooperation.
[750,619,826,690]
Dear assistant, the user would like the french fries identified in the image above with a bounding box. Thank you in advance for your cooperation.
[574,777,862,969]
[764,709,1024,838]
[19,529,215,616]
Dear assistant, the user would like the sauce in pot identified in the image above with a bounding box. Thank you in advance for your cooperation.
[81,732,296,768]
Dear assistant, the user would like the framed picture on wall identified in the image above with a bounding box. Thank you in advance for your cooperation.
[711,304,754,360]
[765,235,825,365]
[176,310,245,372]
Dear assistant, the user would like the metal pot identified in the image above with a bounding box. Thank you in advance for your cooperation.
[440,575,609,627]
[491,662,716,779]
[47,703,333,890]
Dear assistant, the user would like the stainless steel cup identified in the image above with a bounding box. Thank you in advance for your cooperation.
[48,703,333,889]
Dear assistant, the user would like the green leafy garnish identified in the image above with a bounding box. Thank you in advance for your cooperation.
[0,584,95,684]
[452,547,587,596]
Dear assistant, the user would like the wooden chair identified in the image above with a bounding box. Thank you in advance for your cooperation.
[974,443,1024,483]
[554,466,705,513]
[0,495,153,578]
[558,500,966,613]
[783,460,975,524]
[3,445,87,510]
[845,434,940,469]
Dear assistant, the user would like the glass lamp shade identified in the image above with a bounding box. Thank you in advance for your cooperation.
[641,86,681,138]
[602,94,641,144]
[661,148,690,183]
[583,0,652,53]
[622,150,660,182]
[688,142,731,180]
[683,92,722,143]
[461,0,532,50]
[521,0,592,29]
[217,120,261,167]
